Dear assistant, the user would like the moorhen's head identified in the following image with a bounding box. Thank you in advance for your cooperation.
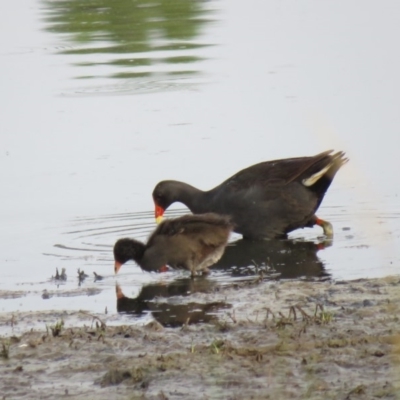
[152,181,178,223]
[113,238,145,274]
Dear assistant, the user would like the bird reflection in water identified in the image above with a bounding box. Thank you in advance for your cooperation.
[116,279,230,327]
[213,238,331,280]
[115,238,329,326]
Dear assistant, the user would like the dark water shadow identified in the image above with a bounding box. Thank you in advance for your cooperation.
[116,280,230,327]
[212,238,330,280]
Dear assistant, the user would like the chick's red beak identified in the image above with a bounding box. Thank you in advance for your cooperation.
[116,284,124,299]
[155,204,165,224]
[114,261,122,274]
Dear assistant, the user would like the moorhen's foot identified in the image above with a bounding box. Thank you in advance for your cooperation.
[316,239,333,251]
[315,218,334,237]
[188,268,210,278]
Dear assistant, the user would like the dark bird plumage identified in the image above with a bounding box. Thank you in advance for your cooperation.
[113,213,233,276]
[152,150,348,239]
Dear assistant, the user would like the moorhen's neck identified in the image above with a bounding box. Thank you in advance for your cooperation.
[167,181,211,214]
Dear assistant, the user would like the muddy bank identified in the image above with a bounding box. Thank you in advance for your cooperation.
[1,276,400,399]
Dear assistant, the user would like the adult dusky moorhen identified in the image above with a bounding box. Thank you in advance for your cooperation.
[152,150,348,239]
[114,213,233,276]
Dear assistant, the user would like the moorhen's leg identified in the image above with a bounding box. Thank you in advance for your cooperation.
[307,215,334,237]
[185,260,197,278]
[314,216,333,237]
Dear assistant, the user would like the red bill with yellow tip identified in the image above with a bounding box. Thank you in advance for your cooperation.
[155,204,165,224]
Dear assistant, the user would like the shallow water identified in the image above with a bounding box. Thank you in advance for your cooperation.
[1,0,399,322]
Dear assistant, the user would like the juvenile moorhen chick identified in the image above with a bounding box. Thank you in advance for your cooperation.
[113,213,233,276]
[152,150,348,239]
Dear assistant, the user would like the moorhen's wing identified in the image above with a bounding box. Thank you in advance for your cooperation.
[144,214,233,270]
[217,150,335,192]
[149,214,232,243]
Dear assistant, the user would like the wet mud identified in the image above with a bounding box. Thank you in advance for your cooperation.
[1,275,400,399]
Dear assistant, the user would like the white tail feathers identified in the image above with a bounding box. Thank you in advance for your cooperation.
[302,152,348,187]
[302,163,333,187]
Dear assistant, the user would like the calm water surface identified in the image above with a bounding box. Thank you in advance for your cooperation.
[1,0,399,323]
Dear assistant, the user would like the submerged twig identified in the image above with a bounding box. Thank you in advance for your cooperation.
[1,341,10,359]
[93,272,104,281]
[54,267,67,281]
[77,269,89,285]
